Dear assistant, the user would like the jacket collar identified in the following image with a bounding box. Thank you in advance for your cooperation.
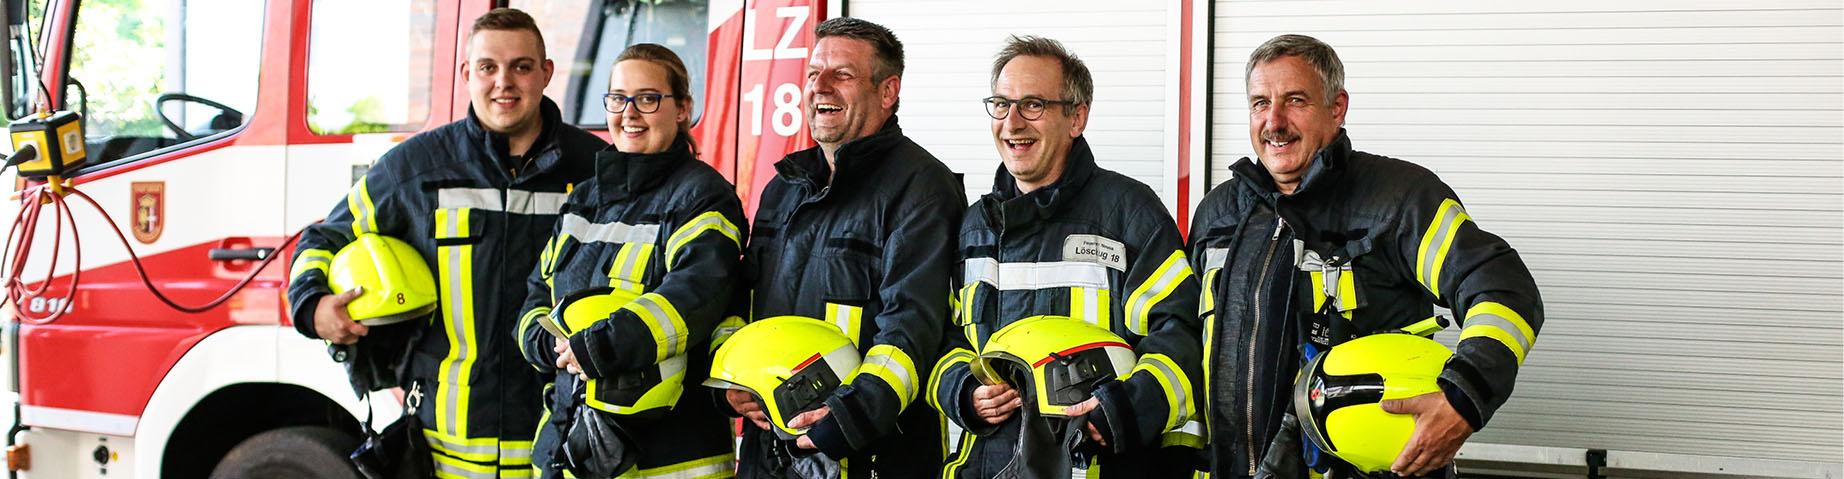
[984,135,1099,231]
[464,97,568,177]
[592,136,694,202]
[775,115,906,193]
[1229,128,1351,203]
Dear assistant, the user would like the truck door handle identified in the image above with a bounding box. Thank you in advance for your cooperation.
[209,247,276,261]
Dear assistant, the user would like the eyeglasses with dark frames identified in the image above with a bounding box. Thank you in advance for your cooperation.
[982,96,1077,121]
[604,93,677,114]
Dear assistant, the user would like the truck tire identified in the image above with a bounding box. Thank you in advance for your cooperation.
[207,425,362,479]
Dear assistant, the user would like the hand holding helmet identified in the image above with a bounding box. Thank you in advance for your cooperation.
[705,316,861,440]
[1293,333,1457,476]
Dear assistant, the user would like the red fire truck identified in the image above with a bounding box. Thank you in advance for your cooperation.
[0,0,831,477]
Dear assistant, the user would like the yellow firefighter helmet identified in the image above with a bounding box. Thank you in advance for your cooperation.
[548,287,685,416]
[703,316,860,439]
[327,234,437,326]
[1293,333,1453,474]
[971,315,1137,417]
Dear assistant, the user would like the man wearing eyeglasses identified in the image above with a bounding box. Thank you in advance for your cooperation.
[726,17,964,479]
[927,35,1203,479]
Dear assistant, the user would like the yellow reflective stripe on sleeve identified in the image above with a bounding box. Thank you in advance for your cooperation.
[518,306,551,366]
[665,211,742,269]
[289,249,334,281]
[1415,199,1471,299]
[433,208,478,438]
[622,293,690,360]
[1461,301,1535,365]
[541,233,572,277]
[1133,353,1193,431]
[927,348,975,413]
[824,302,863,347]
[616,453,735,479]
[1161,419,1206,449]
[348,176,379,235]
[608,242,655,294]
[856,344,920,408]
[1126,251,1195,337]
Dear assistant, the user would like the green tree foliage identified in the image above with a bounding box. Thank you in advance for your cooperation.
[69,0,166,138]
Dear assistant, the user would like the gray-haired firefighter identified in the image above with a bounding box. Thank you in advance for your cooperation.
[928,35,1204,479]
[1187,34,1544,479]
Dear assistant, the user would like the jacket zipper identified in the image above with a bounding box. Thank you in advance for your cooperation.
[1246,215,1285,476]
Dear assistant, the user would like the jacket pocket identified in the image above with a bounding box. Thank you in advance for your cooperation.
[817,232,880,346]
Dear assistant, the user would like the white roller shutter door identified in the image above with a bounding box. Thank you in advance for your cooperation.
[1210,1,1841,474]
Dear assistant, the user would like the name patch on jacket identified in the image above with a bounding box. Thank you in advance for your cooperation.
[1063,234,1126,272]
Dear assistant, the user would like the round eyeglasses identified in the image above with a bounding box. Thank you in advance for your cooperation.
[982,96,1077,121]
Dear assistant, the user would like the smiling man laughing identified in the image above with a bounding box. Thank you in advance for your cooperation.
[726,16,964,479]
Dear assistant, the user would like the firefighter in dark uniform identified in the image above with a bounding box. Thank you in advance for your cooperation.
[516,44,743,479]
[1187,34,1544,479]
[286,9,606,478]
[928,36,1204,479]
[724,17,963,479]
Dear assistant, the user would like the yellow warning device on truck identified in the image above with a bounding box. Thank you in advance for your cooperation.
[8,110,86,178]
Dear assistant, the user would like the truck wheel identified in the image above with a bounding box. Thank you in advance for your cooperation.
[208,425,362,479]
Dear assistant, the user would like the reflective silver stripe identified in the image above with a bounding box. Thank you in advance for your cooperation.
[1418,201,1467,292]
[628,454,735,479]
[963,258,1109,290]
[440,211,468,434]
[863,353,915,395]
[632,295,684,357]
[1078,288,1103,327]
[431,457,496,479]
[504,189,569,215]
[1467,312,1533,355]
[1175,419,1204,436]
[560,214,660,244]
[436,188,567,215]
[1204,247,1229,272]
[437,188,501,211]
[290,249,333,280]
[348,177,378,234]
[1140,356,1191,419]
[666,211,743,267]
[424,431,497,457]
[829,303,858,339]
[1126,252,1192,336]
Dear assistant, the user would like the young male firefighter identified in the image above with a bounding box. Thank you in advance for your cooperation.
[286,9,607,478]
[718,17,964,479]
[1187,34,1544,479]
[515,43,743,479]
[928,36,1204,479]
